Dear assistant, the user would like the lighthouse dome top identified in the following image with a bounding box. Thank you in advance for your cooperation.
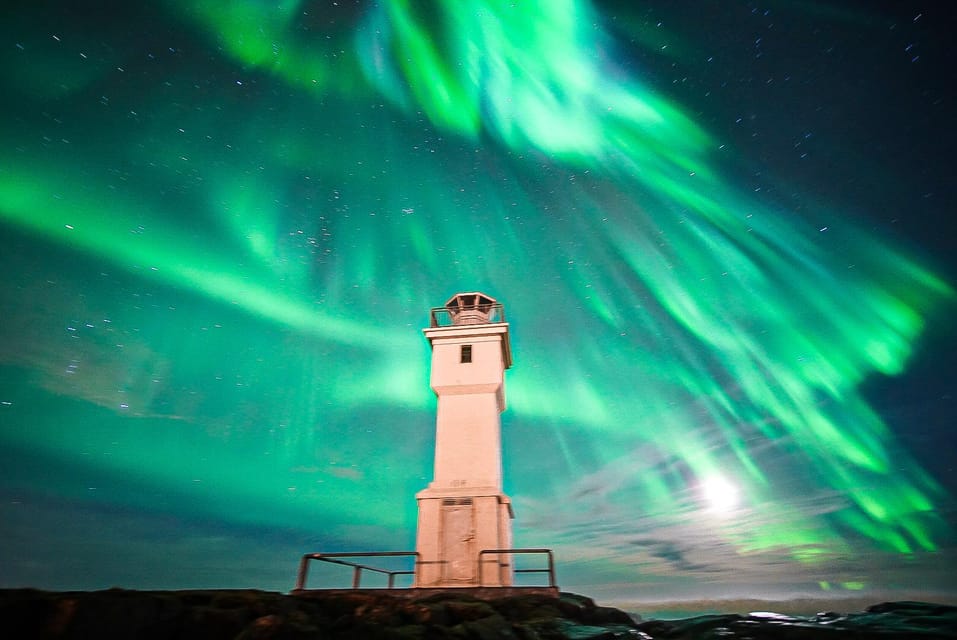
[427,291,506,327]
[445,292,499,325]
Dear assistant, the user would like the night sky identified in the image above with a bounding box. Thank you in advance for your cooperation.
[1,1,955,604]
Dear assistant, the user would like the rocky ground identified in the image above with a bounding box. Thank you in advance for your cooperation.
[2,588,955,639]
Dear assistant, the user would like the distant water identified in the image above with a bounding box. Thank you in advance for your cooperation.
[633,601,957,639]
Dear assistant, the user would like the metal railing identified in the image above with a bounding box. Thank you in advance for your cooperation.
[295,548,557,591]
[295,551,418,591]
[479,548,557,588]
[430,302,506,328]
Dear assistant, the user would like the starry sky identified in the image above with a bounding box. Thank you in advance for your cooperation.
[1,1,955,604]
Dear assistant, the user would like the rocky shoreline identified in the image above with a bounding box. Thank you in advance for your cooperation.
[2,588,955,639]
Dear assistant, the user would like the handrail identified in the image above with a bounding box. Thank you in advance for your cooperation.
[295,551,418,591]
[429,302,506,327]
[478,548,557,588]
[295,548,557,591]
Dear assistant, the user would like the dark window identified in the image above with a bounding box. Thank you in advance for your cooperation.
[460,344,472,363]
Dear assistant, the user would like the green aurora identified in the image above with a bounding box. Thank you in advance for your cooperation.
[1,1,954,600]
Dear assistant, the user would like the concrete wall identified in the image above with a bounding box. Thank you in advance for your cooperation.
[415,322,514,588]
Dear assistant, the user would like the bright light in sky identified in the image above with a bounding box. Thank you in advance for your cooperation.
[701,475,740,513]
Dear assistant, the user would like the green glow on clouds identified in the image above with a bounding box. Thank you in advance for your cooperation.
[0,0,952,595]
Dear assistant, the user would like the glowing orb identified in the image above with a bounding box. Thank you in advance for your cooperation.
[701,475,739,512]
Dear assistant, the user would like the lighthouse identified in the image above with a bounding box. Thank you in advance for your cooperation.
[293,293,556,593]
[414,292,514,587]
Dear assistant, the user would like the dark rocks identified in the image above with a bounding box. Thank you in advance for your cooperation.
[3,589,955,639]
[0,588,640,640]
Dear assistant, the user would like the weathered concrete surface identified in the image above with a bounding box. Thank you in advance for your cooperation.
[417,299,514,588]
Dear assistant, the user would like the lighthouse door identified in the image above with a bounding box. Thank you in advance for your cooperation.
[440,499,475,583]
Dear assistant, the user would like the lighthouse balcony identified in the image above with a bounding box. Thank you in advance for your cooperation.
[430,300,506,327]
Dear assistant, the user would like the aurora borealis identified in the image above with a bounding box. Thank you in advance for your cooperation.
[1,0,954,603]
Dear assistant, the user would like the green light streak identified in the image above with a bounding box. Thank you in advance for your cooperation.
[167,0,367,97]
[0,166,407,351]
[355,0,952,559]
[0,0,952,591]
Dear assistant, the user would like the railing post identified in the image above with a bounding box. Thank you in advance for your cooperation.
[547,551,556,588]
[352,565,362,589]
[295,555,311,591]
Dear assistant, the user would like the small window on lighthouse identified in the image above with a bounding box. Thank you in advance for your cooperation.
[460,344,473,363]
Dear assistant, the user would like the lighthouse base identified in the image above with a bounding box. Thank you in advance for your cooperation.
[413,487,514,588]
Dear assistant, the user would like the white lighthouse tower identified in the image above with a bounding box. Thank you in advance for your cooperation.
[414,292,514,587]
